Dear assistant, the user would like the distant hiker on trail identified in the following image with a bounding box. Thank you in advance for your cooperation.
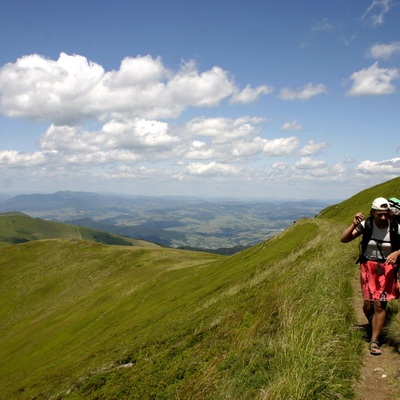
[340,197,400,356]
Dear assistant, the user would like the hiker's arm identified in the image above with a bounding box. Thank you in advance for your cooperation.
[385,250,400,265]
[340,213,364,243]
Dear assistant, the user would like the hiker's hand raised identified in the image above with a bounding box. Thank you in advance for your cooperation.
[353,213,364,226]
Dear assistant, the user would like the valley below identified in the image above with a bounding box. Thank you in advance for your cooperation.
[0,191,332,252]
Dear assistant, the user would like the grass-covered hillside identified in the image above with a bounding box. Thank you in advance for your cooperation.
[0,212,159,248]
[1,177,400,399]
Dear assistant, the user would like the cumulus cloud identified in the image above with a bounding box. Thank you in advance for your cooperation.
[299,140,327,156]
[0,53,238,124]
[281,118,303,131]
[40,125,100,153]
[230,84,273,104]
[101,119,179,151]
[261,136,299,156]
[166,60,236,108]
[40,119,180,157]
[271,161,288,170]
[295,157,326,170]
[183,116,264,142]
[279,83,327,101]
[361,0,392,27]
[290,158,349,180]
[186,161,240,176]
[0,150,49,166]
[347,62,398,96]
[28,114,303,168]
[369,42,400,59]
[0,53,105,124]
[356,157,400,174]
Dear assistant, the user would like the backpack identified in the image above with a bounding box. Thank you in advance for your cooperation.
[357,215,400,264]
[389,197,400,223]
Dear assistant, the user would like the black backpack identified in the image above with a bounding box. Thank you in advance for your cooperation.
[357,216,400,264]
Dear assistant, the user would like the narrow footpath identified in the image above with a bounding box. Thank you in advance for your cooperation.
[353,272,400,400]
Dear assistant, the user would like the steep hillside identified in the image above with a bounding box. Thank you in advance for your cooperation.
[0,212,159,248]
[1,178,400,399]
[0,221,358,399]
[319,176,400,225]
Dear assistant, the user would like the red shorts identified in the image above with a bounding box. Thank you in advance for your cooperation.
[360,260,399,301]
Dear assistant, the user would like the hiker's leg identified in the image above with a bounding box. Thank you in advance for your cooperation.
[363,300,374,339]
[370,300,387,342]
[363,300,374,322]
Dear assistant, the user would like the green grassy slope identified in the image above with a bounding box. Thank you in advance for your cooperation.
[0,212,159,248]
[1,177,400,399]
[319,176,400,224]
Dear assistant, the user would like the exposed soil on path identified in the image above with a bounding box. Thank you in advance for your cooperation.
[352,271,400,400]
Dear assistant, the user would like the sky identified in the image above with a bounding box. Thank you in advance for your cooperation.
[0,0,399,200]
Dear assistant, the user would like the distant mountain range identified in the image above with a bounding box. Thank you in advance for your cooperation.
[0,191,332,251]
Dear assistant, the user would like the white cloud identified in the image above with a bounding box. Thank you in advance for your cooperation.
[40,125,99,152]
[361,0,392,27]
[0,53,105,124]
[0,53,238,124]
[347,62,398,96]
[291,158,348,180]
[183,116,264,144]
[0,150,48,166]
[299,140,327,156]
[186,161,239,176]
[185,116,264,136]
[230,84,273,104]
[271,162,288,170]
[295,157,326,169]
[184,141,215,160]
[166,60,236,108]
[281,118,303,131]
[106,55,168,87]
[356,157,400,174]
[279,83,327,101]
[101,119,179,151]
[369,42,400,59]
[31,115,303,167]
[261,136,299,156]
[40,119,179,155]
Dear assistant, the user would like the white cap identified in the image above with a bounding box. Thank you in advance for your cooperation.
[371,197,390,211]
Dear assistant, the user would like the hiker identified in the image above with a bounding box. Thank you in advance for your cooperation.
[340,197,400,355]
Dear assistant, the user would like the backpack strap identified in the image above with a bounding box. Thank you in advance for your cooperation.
[357,216,373,263]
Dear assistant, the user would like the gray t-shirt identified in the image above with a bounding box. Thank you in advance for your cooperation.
[357,220,400,260]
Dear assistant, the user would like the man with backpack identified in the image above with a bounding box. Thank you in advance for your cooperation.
[340,197,400,355]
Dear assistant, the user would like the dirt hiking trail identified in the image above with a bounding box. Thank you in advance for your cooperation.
[353,272,400,400]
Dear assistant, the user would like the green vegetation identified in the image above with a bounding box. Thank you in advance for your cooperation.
[1,177,400,399]
[0,212,159,248]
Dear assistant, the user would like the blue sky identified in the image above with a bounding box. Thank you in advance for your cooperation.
[0,0,399,200]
